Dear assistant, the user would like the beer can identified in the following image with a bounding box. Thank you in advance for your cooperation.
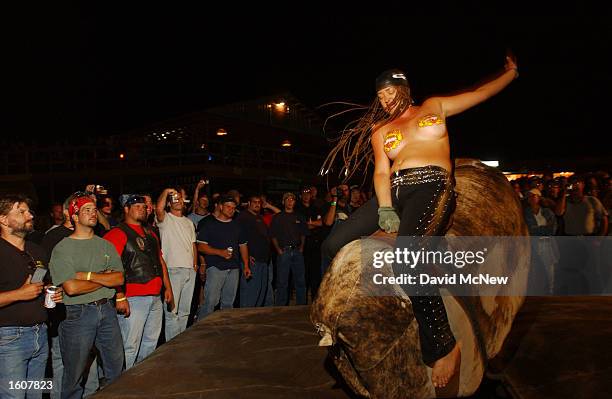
[227,246,233,256]
[44,286,58,309]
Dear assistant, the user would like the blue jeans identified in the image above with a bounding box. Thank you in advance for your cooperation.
[240,261,268,307]
[264,260,274,306]
[198,267,239,320]
[59,302,124,399]
[50,336,99,399]
[275,248,306,306]
[0,324,48,399]
[117,295,163,369]
[164,268,196,341]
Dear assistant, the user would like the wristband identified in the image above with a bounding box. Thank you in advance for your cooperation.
[115,297,127,302]
[86,271,92,281]
[330,201,337,206]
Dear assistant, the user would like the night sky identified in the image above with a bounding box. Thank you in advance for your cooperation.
[7,6,611,164]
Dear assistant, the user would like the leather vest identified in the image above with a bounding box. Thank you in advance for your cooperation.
[118,223,162,284]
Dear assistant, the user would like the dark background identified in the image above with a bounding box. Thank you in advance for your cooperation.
[5,5,611,163]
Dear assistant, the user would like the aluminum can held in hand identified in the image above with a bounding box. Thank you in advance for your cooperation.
[227,247,233,256]
[44,286,58,308]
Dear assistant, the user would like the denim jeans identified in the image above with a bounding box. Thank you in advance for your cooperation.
[239,261,268,307]
[198,267,239,320]
[50,335,99,399]
[164,268,196,341]
[275,248,306,306]
[0,324,48,399]
[59,302,124,399]
[264,260,274,307]
[117,295,163,369]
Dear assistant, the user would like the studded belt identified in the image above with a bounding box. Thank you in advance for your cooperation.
[390,165,450,188]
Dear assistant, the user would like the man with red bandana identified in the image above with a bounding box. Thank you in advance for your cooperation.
[50,193,125,399]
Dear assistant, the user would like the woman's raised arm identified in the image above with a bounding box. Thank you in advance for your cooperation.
[427,56,518,118]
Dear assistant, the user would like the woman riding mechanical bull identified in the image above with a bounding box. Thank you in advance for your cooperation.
[318,54,519,389]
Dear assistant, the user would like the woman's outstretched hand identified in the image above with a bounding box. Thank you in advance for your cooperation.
[505,51,518,77]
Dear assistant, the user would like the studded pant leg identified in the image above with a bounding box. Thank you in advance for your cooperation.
[391,166,457,365]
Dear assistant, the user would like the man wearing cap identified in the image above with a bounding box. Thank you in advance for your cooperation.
[104,195,174,369]
[155,187,197,340]
[196,196,249,319]
[525,189,557,236]
[271,192,308,305]
[49,194,125,398]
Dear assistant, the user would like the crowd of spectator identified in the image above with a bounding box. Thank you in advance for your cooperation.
[0,179,370,398]
[1,169,610,398]
[512,171,610,295]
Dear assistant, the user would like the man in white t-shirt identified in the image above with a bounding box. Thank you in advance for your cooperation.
[557,177,608,236]
[155,187,197,340]
[556,176,609,294]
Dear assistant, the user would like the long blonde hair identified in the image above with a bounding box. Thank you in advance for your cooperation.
[320,85,413,184]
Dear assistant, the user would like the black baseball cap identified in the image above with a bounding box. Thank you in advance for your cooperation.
[219,195,237,205]
[120,194,145,207]
[375,69,409,91]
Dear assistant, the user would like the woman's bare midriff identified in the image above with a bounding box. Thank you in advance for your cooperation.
[385,115,452,174]
[390,139,451,174]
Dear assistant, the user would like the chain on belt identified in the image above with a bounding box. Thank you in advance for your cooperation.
[390,166,449,188]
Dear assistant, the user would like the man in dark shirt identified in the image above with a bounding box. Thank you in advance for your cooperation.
[0,194,61,399]
[320,184,354,274]
[42,195,76,259]
[196,196,249,319]
[236,195,270,307]
[271,192,308,306]
[295,187,324,301]
[105,195,173,369]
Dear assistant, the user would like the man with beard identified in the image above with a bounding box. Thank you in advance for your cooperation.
[0,193,62,399]
[104,195,174,369]
[50,194,125,398]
